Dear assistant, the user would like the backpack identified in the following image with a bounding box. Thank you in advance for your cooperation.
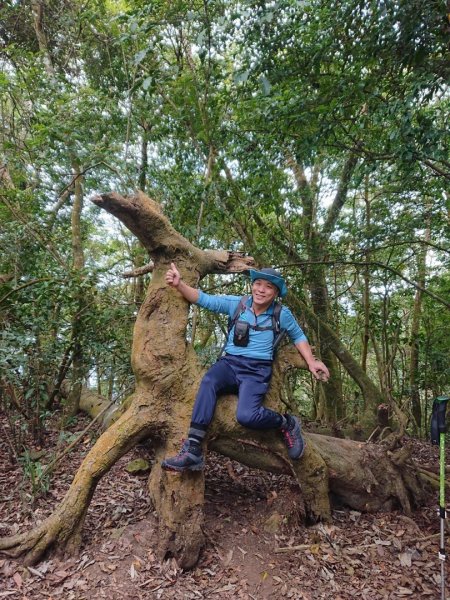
[218,295,287,358]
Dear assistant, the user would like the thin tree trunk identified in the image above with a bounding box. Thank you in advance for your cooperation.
[31,0,56,81]
[65,160,85,418]
[361,175,371,373]
[130,124,151,306]
[409,223,430,432]
[305,259,344,421]
[107,356,115,401]
[292,294,385,424]
[138,123,150,192]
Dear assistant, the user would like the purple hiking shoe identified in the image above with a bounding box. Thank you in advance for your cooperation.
[281,415,306,460]
[161,440,205,472]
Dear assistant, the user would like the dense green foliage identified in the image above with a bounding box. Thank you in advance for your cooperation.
[1,0,449,456]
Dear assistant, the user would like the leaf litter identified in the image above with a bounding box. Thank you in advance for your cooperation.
[0,414,447,599]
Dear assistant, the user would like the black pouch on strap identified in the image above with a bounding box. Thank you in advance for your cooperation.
[233,320,250,347]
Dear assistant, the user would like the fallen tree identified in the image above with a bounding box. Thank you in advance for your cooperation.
[0,192,432,569]
[60,380,123,429]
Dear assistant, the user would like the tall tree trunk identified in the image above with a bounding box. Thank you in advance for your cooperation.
[304,254,344,421]
[138,123,150,192]
[290,293,385,424]
[250,203,385,423]
[130,123,152,306]
[286,154,359,423]
[361,175,371,374]
[65,161,85,419]
[409,223,430,432]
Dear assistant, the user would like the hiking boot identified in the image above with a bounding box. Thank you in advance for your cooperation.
[161,440,205,472]
[280,415,305,460]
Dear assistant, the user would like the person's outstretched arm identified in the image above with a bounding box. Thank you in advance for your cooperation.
[165,262,199,304]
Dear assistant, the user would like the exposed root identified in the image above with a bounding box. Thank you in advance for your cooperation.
[0,507,84,565]
[415,466,450,488]
[389,445,413,467]
[0,406,157,565]
[0,528,46,559]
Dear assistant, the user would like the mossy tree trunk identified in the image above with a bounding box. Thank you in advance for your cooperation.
[0,192,431,569]
[64,159,86,420]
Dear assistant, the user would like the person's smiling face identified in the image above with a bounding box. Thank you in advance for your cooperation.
[251,278,279,311]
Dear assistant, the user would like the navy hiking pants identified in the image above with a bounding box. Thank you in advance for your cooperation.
[191,354,283,430]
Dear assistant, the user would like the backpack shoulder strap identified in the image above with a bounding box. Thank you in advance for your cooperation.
[218,296,250,359]
[272,302,287,354]
[227,295,250,333]
[272,302,282,332]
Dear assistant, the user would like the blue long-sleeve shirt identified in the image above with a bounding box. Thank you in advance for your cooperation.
[196,291,307,361]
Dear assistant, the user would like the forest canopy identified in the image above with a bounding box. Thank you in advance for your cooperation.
[1,0,449,442]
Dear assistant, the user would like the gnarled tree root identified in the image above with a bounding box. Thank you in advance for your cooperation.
[0,498,90,565]
[0,403,156,565]
[310,433,430,513]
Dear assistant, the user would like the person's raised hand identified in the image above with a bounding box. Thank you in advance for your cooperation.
[165,262,181,288]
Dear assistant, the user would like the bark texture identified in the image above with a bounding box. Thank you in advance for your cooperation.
[0,192,431,569]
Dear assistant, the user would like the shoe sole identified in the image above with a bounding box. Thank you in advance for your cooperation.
[161,462,205,473]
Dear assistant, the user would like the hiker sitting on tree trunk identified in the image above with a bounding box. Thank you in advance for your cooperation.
[162,263,330,472]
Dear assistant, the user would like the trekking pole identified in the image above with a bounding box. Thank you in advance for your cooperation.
[431,395,450,600]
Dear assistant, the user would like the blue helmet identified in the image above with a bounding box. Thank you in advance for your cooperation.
[249,267,288,298]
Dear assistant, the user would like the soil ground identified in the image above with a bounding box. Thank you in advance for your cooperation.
[0,412,447,599]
